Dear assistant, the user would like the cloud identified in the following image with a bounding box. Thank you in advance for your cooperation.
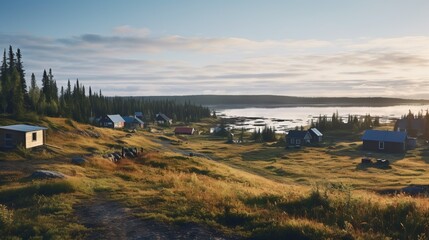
[0,31,429,98]
[113,25,150,37]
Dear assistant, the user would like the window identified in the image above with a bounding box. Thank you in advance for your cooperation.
[5,133,11,139]
[296,139,301,144]
[379,141,384,150]
[32,132,37,141]
[290,138,295,144]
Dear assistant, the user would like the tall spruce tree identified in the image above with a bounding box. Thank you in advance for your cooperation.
[28,73,40,111]
[0,49,7,112]
[15,48,29,108]
[11,68,24,117]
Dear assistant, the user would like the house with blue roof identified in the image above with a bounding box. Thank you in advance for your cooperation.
[99,114,125,129]
[362,130,407,153]
[123,116,144,129]
[0,124,48,149]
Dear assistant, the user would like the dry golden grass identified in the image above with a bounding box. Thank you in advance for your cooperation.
[1,118,429,239]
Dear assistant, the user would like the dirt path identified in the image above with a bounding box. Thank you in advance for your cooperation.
[75,197,236,240]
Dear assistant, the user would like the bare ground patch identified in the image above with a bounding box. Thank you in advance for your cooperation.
[75,196,237,240]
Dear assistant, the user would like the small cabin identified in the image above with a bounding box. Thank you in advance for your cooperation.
[123,116,144,129]
[155,113,172,125]
[174,127,195,135]
[0,124,47,149]
[308,128,323,143]
[286,130,312,147]
[362,130,407,153]
[99,115,125,129]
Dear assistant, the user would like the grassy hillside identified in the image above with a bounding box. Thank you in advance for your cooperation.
[0,117,429,239]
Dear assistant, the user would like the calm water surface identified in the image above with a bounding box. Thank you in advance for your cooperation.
[219,105,429,133]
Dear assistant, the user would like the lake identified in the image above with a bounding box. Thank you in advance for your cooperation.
[218,104,429,133]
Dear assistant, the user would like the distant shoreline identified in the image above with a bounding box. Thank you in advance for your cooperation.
[125,95,429,108]
[208,102,429,110]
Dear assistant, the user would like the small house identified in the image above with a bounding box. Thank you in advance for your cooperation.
[174,127,195,135]
[394,118,426,137]
[135,112,144,121]
[99,114,125,129]
[308,128,323,143]
[286,130,312,147]
[155,113,172,125]
[123,116,144,129]
[0,124,47,149]
[362,130,407,153]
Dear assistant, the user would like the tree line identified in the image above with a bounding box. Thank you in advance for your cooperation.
[0,46,211,123]
[311,112,380,132]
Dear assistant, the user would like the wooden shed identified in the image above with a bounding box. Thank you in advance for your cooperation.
[0,124,47,149]
[362,130,407,153]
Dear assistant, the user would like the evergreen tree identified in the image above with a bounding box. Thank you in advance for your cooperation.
[11,68,24,118]
[28,73,40,111]
[0,49,7,112]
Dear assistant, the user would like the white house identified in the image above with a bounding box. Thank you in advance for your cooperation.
[0,124,48,149]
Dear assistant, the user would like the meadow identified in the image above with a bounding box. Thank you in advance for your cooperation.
[0,116,429,239]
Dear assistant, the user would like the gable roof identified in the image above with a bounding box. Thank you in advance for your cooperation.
[156,113,171,121]
[123,116,144,124]
[0,124,47,132]
[107,114,125,123]
[309,128,323,137]
[362,130,407,143]
[287,130,311,139]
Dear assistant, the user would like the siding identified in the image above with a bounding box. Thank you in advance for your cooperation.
[0,129,45,149]
[25,131,45,148]
[363,140,405,153]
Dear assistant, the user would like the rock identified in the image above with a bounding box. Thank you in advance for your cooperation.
[30,170,66,179]
[71,157,86,165]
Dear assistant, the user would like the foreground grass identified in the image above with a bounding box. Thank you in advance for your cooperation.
[0,117,429,239]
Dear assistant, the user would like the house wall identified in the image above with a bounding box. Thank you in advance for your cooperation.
[0,129,45,149]
[25,130,45,148]
[362,140,405,153]
[113,122,124,128]
[0,129,25,148]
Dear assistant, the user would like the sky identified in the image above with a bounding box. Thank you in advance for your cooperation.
[1,0,429,98]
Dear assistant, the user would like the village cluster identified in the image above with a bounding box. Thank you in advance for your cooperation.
[0,114,422,164]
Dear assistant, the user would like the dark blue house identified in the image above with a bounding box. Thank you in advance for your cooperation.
[308,128,323,143]
[362,130,407,153]
[286,130,312,147]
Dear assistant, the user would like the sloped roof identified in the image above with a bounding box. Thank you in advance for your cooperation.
[156,113,171,121]
[362,130,407,143]
[309,128,323,136]
[123,116,144,124]
[107,114,125,123]
[0,124,47,132]
[287,130,311,139]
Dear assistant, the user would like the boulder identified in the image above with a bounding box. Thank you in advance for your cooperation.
[71,157,86,165]
[30,170,66,179]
